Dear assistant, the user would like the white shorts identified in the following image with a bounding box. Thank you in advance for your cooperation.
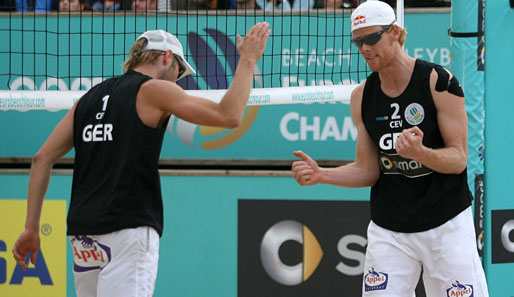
[363,207,489,297]
[69,226,160,297]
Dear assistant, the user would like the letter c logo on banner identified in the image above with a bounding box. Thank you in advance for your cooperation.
[501,219,514,253]
[260,220,323,286]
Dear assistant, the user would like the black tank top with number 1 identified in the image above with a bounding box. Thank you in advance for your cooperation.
[69,70,167,237]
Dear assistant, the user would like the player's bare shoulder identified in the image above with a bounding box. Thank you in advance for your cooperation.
[429,66,464,98]
[349,81,366,118]
[139,78,184,104]
[350,81,365,103]
[140,78,175,93]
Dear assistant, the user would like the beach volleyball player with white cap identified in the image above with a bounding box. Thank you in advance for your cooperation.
[12,22,270,297]
[292,1,489,295]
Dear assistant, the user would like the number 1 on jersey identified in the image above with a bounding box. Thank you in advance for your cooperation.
[96,95,110,120]
[102,95,110,112]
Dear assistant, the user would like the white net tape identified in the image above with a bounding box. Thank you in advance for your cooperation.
[0,85,356,111]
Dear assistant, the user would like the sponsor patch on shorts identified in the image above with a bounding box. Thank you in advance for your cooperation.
[446,281,473,297]
[364,267,388,292]
[71,235,112,272]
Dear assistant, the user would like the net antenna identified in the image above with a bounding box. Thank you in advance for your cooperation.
[0,3,404,111]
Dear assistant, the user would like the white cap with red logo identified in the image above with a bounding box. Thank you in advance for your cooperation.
[350,0,398,33]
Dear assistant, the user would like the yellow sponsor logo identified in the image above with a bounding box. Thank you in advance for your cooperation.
[0,200,66,297]
[169,106,259,150]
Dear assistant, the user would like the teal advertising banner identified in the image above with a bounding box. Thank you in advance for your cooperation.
[0,12,451,160]
[0,172,370,297]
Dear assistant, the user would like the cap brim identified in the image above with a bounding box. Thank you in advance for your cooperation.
[176,57,196,81]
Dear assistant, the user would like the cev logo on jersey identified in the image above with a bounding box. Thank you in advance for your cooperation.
[364,267,388,292]
[446,281,474,297]
[70,236,111,272]
[0,200,66,297]
[404,103,425,126]
[260,220,323,286]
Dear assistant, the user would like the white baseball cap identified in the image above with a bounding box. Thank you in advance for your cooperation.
[351,0,398,33]
[136,30,196,81]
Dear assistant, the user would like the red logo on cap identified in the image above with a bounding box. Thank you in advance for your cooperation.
[354,15,366,26]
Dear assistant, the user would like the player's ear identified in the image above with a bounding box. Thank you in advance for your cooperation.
[391,25,401,41]
[163,50,173,65]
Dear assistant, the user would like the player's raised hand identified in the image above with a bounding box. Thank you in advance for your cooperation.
[292,150,321,186]
[236,22,271,64]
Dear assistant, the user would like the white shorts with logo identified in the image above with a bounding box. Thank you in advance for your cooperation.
[69,226,160,297]
[363,207,489,297]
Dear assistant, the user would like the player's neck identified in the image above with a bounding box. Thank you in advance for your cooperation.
[132,64,161,79]
[378,52,416,97]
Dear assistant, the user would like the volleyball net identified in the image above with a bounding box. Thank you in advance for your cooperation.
[0,1,403,110]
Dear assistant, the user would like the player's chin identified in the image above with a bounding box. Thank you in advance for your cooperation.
[367,62,382,73]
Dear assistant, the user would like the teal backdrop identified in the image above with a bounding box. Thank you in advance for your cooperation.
[483,0,514,296]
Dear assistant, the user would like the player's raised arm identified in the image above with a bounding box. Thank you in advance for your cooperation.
[139,22,271,129]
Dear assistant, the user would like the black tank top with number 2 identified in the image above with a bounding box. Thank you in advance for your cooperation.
[361,59,471,233]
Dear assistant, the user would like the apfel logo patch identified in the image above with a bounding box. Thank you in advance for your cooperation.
[364,267,388,292]
[446,281,474,297]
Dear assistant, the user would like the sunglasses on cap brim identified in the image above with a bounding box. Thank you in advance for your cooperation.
[173,54,186,78]
[351,22,395,49]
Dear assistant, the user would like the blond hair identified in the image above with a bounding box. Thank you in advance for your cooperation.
[122,38,163,73]
[382,24,408,47]
[398,27,407,47]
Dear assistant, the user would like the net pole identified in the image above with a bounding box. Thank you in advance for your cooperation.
[396,0,404,29]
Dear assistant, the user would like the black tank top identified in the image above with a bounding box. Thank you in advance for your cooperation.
[361,59,471,233]
[69,70,167,236]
